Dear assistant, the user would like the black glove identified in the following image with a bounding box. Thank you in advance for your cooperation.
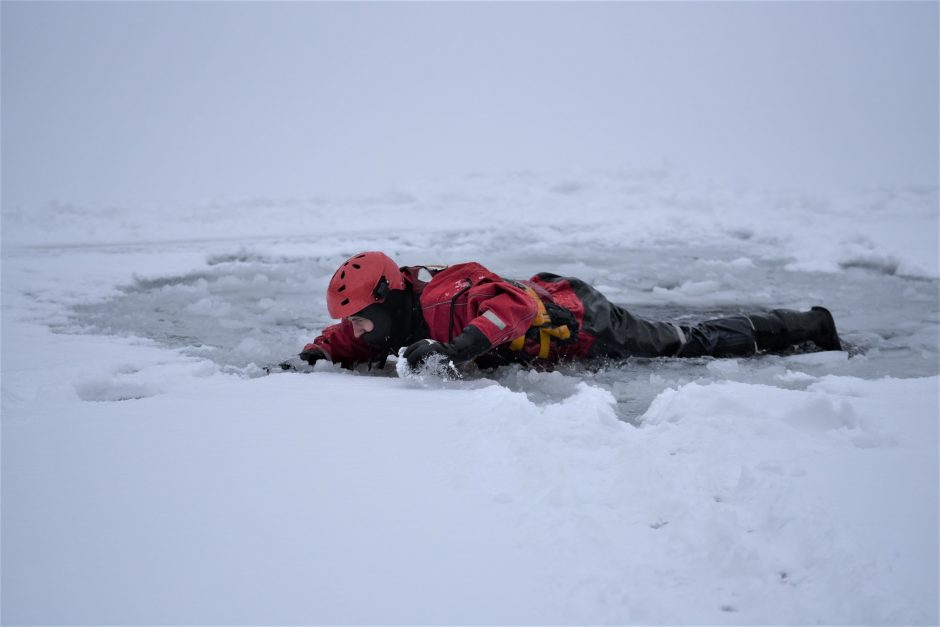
[299,346,326,366]
[402,325,491,370]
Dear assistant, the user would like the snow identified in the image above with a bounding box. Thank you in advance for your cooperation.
[2,168,938,624]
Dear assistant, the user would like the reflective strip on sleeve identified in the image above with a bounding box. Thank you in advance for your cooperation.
[482,310,507,330]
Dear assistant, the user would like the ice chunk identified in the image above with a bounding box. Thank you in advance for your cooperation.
[785,351,849,366]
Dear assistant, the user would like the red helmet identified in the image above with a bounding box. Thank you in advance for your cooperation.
[326,251,406,319]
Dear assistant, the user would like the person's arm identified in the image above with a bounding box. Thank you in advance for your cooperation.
[467,284,539,347]
[301,320,385,369]
[404,280,538,369]
[402,324,492,369]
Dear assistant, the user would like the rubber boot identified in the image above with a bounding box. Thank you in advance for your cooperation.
[748,307,842,352]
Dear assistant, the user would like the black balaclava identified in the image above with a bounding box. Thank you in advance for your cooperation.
[356,287,427,352]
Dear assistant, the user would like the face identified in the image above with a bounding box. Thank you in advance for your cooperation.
[347,301,395,349]
[347,315,375,338]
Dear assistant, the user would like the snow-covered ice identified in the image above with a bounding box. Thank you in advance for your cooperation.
[2,170,938,624]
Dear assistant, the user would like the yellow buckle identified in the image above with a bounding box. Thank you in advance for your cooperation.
[509,286,570,358]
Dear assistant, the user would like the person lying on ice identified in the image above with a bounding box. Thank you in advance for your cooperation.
[295,251,842,373]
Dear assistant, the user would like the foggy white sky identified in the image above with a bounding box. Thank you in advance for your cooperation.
[2,2,938,210]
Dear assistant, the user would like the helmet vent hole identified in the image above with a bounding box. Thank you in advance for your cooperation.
[341,298,350,306]
[337,285,346,292]
[355,254,366,258]
[340,271,346,279]
[352,263,361,269]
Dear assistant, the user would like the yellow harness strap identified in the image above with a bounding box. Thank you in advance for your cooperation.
[508,286,571,359]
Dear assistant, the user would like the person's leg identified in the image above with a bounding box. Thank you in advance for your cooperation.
[676,316,758,357]
[537,274,684,358]
[534,273,842,358]
[747,307,842,352]
[678,307,842,357]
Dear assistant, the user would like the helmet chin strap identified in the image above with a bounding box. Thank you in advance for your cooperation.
[372,276,390,301]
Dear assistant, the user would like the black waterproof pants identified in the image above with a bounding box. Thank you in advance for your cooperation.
[543,275,758,359]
